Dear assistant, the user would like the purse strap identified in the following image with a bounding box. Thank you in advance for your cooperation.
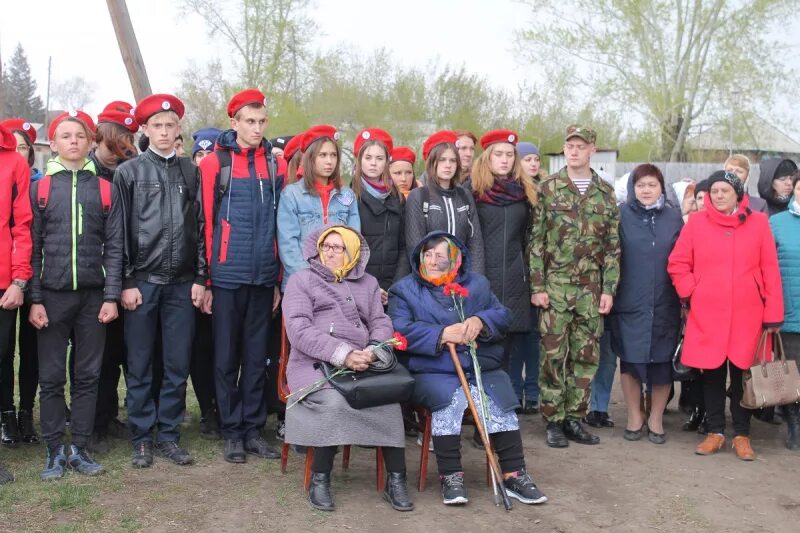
[772,332,788,364]
[754,330,770,366]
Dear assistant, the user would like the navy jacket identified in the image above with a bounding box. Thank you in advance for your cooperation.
[388,231,517,412]
[609,184,683,365]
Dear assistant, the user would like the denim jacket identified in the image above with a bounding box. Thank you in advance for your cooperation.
[277,180,361,290]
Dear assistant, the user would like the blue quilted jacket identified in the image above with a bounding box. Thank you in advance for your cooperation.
[770,201,800,333]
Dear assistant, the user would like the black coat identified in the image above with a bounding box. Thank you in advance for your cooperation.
[357,191,408,290]
[114,150,207,288]
[609,197,683,364]
[30,159,123,303]
[474,198,532,333]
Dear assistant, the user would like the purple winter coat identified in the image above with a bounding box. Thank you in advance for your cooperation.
[282,224,394,394]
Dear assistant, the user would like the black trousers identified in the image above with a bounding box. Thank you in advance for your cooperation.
[312,445,406,474]
[125,281,194,444]
[703,360,751,436]
[191,310,216,416]
[433,430,525,475]
[93,308,125,429]
[0,303,39,412]
[0,296,17,375]
[213,285,273,440]
[38,290,105,448]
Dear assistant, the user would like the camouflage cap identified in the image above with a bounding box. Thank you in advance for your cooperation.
[565,124,597,144]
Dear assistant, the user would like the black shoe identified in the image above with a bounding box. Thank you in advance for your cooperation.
[0,462,13,484]
[106,418,131,440]
[470,427,484,450]
[623,423,648,442]
[131,441,154,468]
[440,471,468,505]
[583,410,614,428]
[17,409,39,444]
[244,435,280,459]
[1,410,19,448]
[308,472,335,511]
[785,403,800,451]
[522,400,539,415]
[545,421,569,448]
[503,469,547,505]
[199,410,221,440]
[224,439,246,463]
[648,430,666,445]
[563,420,600,445]
[87,430,111,455]
[383,471,414,511]
[682,408,705,432]
[156,441,193,465]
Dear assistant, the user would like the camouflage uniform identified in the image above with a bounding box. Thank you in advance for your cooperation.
[528,166,620,423]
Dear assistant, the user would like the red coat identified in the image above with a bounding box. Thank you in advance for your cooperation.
[0,125,32,289]
[668,195,784,370]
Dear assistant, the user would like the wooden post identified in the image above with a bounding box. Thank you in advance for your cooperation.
[106,0,152,101]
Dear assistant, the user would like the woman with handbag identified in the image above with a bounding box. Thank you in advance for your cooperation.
[609,164,683,444]
[282,225,412,513]
[388,231,547,507]
[668,170,784,460]
[769,170,800,450]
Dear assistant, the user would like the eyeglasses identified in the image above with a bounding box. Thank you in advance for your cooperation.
[321,243,345,254]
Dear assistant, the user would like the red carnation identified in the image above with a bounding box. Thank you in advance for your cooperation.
[443,282,468,298]
[392,332,409,351]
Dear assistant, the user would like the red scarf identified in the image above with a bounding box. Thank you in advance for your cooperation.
[314,180,335,223]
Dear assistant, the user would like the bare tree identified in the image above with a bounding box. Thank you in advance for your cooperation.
[51,76,97,111]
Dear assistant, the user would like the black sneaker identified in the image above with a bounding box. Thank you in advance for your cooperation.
[224,439,246,463]
[156,441,193,465]
[131,441,154,468]
[244,435,280,459]
[440,471,468,505]
[504,470,547,505]
[67,444,105,476]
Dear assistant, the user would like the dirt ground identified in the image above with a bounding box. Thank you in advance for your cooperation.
[1,376,799,533]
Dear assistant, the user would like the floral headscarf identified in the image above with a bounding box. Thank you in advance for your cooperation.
[418,236,462,286]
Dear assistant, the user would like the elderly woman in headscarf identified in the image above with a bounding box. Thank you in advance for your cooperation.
[282,224,412,513]
[388,231,547,507]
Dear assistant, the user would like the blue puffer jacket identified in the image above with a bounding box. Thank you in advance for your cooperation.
[200,130,284,289]
[770,200,800,333]
[388,231,516,412]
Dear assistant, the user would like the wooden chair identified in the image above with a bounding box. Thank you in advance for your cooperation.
[413,405,491,492]
[277,318,385,491]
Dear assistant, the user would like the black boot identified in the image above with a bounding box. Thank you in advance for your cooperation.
[785,403,800,451]
[308,472,335,511]
[682,407,705,432]
[563,419,600,445]
[545,421,569,448]
[17,410,39,444]
[383,471,414,511]
[0,410,19,448]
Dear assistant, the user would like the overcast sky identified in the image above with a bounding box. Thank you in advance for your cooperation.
[3,0,800,139]
[0,0,532,116]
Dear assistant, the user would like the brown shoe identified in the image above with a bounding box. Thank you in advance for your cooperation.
[732,435,755,461]
[695,433,725,455]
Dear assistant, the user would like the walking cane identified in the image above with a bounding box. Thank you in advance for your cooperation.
[447,343,513,511]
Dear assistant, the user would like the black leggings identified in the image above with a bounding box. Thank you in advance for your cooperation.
[312,446,406,473]
[703,361,751,436]
[0,305,39,412]
[433,430,525,475]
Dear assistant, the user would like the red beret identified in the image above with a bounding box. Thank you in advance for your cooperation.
[0,118,37,144]
[353,128,394,157]
[103,100,134,114]
[134,94,184,125]
[390,147,416,165]
[283,133,304,161]
[227,88,267,118]
[301,124,339,152]
[479,129,518,150]
[422,130,458,161]
[48,111,96,140]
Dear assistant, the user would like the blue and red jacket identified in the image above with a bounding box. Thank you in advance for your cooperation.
[199,130,286,289]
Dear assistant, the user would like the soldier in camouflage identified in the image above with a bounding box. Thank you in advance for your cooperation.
[528,125,620,448]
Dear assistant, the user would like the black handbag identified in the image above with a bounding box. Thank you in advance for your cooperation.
[672,320,697,381]
[316,353,415,410]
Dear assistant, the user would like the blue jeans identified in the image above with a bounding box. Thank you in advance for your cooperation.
[589,328,616,413]
[508,307,540,402]
[125,280,195,444]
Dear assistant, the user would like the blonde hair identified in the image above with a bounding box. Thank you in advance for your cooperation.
[725,154,751,172]
[470,144,538,206]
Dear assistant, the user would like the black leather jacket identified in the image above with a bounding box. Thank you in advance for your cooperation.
[113,149,207,288]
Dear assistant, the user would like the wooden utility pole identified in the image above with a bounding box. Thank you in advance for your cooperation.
[106,0,152,101]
